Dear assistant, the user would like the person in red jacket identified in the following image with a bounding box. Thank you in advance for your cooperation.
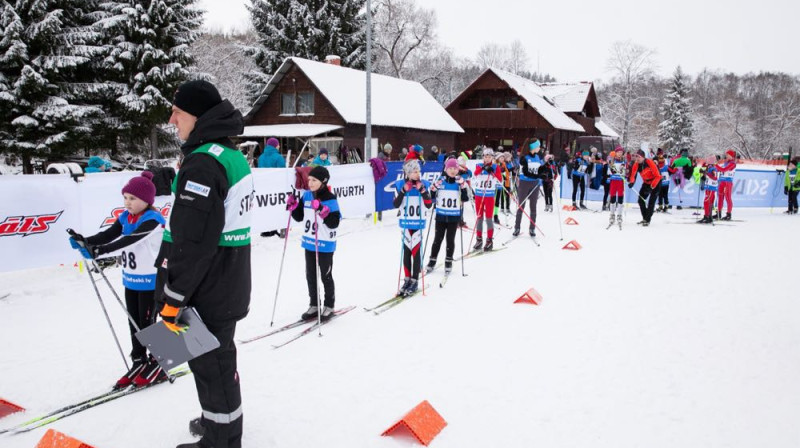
[715,149,737,220]
[628,149,661,226]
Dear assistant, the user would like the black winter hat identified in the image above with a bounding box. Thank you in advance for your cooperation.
[309,166,330,184]
[173,80,222,118]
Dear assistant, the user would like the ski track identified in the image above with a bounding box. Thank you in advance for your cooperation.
[0,204,798,447]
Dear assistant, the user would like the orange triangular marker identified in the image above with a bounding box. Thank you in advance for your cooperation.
[562,240,582,250]
[514,288,543,305]
[35,429,96,448]
[0,398,23,419]
[562,205,577,211]
[382,400,447,446]
[564,217,579,225]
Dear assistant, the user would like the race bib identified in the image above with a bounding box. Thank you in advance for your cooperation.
[527,161,541,174]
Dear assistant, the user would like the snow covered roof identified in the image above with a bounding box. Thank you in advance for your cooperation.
[540,83,592,113]
[486,69,585,133]
[595,120,620,138]
[247,57,463,134]
[239,124,343,138]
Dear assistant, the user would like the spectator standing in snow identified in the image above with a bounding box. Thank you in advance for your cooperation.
[627,149,661,226]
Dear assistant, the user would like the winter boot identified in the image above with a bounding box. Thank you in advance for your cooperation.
[320,306,334,322]
[512,228,520,237]
[301,306,319,321]
[483,238,494,251]
[579,202,587,210]
[722,213,731,221]
[493,215,500,224]
[133,356,166,387]
[444,258,453,275]
[402,279,419,297]
[473,238,483,251]
[189,417,205,438]
[114,356,147,389]
[425,259,437,274]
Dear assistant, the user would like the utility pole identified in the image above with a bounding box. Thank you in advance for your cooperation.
[365,0,372,162]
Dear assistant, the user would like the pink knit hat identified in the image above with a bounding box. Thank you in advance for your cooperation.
[444,158,459,170]
[122,171,156,205]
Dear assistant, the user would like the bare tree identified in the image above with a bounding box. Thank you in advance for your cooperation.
[507,39,530,75]
[605,40,658,148]
[475,42,509,70]
[372,0,437,79]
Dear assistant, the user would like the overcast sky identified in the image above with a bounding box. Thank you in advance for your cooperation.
[198,0,800,83]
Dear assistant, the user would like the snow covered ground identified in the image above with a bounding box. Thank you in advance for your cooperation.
[1,202,798,448]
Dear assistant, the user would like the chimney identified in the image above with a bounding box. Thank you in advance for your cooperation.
[325,55,341,66]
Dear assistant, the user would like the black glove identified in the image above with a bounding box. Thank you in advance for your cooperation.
[627,182,634,189]
[483,164,494,174]
[786,187,789,195]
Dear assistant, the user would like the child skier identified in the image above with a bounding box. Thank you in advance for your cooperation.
[68,172,166,388]
[784,158,799,214]
[542,154,558,212]
[716,150,737,220]
[607,151,627,227]
[655,154,672,212]
[287,166,341,320]
[515,139,544,237]
[697,158,719,224]
[472,149,503,251]
[571,150,593,209]
[393,160,433,296]
[426,159,470,275]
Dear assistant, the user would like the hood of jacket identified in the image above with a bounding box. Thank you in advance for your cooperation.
[181,100,244,154]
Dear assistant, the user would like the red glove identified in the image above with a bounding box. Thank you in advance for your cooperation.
[403,181,413,192]
[286,194,298,211]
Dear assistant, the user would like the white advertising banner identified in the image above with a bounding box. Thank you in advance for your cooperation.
[1,164,377,273]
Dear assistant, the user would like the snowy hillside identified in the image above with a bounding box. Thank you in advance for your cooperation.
[1,204,798,447]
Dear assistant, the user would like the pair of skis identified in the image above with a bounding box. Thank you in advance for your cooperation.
[0,367,190,435]
[605,220,623,230]
[239,306,355,348]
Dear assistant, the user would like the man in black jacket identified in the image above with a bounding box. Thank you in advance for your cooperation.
[156,80,253,448]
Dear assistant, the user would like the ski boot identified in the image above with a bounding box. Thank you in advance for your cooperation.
[473,238,483,251]
[529,227,535,237]
[133,356,166,387]
[301,305,319,320]
[713,211,721,220]
[697,215,712,224]
[641,221,650,227]
[722,213,731,221]
[572,202,578,210]
[444,258,453,275]
[656,206,663,213]
[493,215,500,224]
[579,202,587,210]
[320,306,334,322]
[398,277,412,296]
[402,279,419,297]
[114,356,147,389]
[609,214,616,225]
[425,259,436,274]
[512,228,520,237]
[617,215,623,229]
[483,238,494,251]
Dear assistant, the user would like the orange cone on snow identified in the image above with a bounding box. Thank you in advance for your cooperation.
[562,240,582,250]
[562,205,577,211]
[382,400,447,446]
[0,398,23,419]
[35,429,96,448]
[514,288,543,305]
[564,217,579,225]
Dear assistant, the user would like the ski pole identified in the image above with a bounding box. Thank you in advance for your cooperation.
[420,193,436,296]
[313,210,323,336]
[269,208,294,327]
[555,179,564,241]
[67,229,129,371]
[459,200,466,276]
[501,184,545,237]
[92,261,141,332]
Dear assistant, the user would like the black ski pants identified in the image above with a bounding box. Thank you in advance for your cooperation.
[638,183,659,222]
[124,288,155,360]
[602,183,610,207]
[658,183,670,206]
[789,190,799,212]
[305,250,335,308]
[543,180,554,206]
[190,320,243,448]
[572,176,586,202]
[429,221,458,262]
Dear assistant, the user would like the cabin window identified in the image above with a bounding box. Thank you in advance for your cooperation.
[480,96,491,108]
[281,91,315,115]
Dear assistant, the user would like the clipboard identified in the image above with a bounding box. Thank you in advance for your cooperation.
[135,307,220,370]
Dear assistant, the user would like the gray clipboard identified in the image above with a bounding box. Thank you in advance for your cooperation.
[135,307,220,370]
